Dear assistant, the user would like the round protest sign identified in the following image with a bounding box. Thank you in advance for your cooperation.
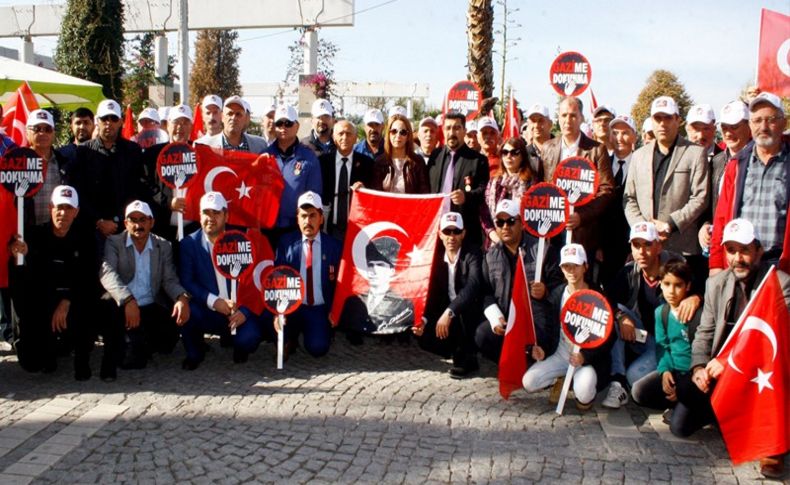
[211,230,256,280]
[520,183,568,239]
[552,157,599,207]
[560,290,614,349]
[445,80,482,121]
[261,265,304,316]
[549,51,592,97]
[156,142,198,189]
[0,147,46,198]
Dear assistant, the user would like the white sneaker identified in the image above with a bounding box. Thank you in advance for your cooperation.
[602,381,629,409]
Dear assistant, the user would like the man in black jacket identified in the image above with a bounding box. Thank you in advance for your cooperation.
[427,112,490,246]
[413,212,483,378]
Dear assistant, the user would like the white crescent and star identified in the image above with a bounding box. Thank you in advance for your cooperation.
[253,259,274,292]
[203,166,251,201]
[777,38,790,77]
[351,221,415,281]
[726,316,778,394]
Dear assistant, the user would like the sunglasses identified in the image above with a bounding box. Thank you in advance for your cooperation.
[275,120,295,128]
[389,128,409,137]
[441,228,463,236]
[495,217,519,228]
[127,216,149,224]
[99,115,120,122]
[27,125,53,134]
[500,148,520,157]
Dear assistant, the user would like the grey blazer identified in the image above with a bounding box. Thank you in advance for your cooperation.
[691,267,790,368]
[623,136,709,255]
[195,132,268,154]
[100,231,187,306]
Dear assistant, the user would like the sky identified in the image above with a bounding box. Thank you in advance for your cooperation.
[0,0,788,119]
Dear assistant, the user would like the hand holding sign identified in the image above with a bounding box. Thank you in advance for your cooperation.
[211,230,256,336]
[553,157,599,244]
[1,147,47,265]
[156,143,198,241]
[261,265,304,370]
[521,183,568,283]
[14,180,29,197]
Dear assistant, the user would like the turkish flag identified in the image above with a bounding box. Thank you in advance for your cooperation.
[1,81,39,147]
[711,266,790,465]
[329,189,445,334]
[184,144,285,229]
[501,92,521,140]
[498,252,537,399]
[191,103,205,141]
[757,8,790,97]
[237,229,274,315]
[122,105,135,140]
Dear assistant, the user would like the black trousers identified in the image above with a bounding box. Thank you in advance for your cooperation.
[417,313,479,367]
[100,299,179,369]
[673,371,717,437]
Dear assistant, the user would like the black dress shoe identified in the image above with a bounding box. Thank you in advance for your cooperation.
[760,456,786,479]
[74,362,92,381]
[100,365,117,382]
[346,332,363,346]
[449,362,480,379]
[181,357,201,371]
[219,333,233,348]
[232,348,248,364]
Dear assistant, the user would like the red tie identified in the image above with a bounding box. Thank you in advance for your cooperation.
[306,239,314,305]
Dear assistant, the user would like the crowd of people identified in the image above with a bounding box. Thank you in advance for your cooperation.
[1,88,788,477]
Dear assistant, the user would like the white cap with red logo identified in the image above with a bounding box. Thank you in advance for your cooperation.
[722,218,759,246]
[297,191,323,210]
[719,101,749,125]
[440,211,464,231]
[629,221,659,242]
[26,109,54,128]
[51,185,79,208]
[200,191,228,211]
[686,104,715,125]
[125,200,153,218]
[560,243,587,266]
[650,96,679,116]
[494,199,519,218]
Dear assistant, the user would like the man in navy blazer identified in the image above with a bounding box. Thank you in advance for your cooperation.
[275,191,342,357]
[178,192,265,369]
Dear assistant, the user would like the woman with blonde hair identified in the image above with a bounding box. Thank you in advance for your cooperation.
[370,114,430,194]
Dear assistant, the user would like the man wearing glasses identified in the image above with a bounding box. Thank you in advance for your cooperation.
[474,199,563,363]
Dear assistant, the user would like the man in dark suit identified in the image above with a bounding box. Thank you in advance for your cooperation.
[426,112,490,246]
[413,212,483,378]
[275,191,342,357]
[179,192,266,370]
[319,120,373,241]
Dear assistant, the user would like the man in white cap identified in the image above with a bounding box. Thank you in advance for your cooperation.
[641,117,655,145]
[354,108,385,160]
[73,99,148,240]
[200,94,223,137]
[166,104,194,144]
[99,200,190,380]
[477,116,501,176]
[274,191,342,358]
[9,185,97,380]
[388,105,408,120]
[685,104,722,162]
[474,199,562,364]
[591,105,616,155]
[24,109,72,227]
[415,116,440,163]
[197,95,267,154]
[464,120,481,152]
[709,92,789,275]
[524,103,554,176]
[179,191,266,369]
[624,95,709,260]
[698,101,752,254]
[133,107,169,148]
[264,105,323,237]
[412,211,483,378]
[302,98,336,157]
[261,104,277,146]
[679,218,789,477]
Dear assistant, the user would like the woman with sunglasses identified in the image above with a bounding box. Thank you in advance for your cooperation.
[370,114,430,194]
[480,137,536,248]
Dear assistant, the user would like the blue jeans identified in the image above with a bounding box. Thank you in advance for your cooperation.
[611,307,657,386]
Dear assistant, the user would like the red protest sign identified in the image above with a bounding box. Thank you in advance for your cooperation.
[445,81,482,121]
[156,142,198,189]
[560,290,613,349]
[211,230,256,280]
[520,182,568,239]
[0,147,47,198]
[552,157,599,207]
[261,265,304,316]
[549,51,592,97]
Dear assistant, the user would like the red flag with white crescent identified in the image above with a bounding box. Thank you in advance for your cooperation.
[184,144,285,229]
[122,105,135,140]
[191,102,205,141]
[498,251,536,399]
[757,8,790,97]
[329,189,445,335]
[1,81,39,147]
[501,92,521,140]
[237,229,275,315]
[711,266,790,464]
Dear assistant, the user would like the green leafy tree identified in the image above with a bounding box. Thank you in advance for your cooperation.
[54,0,125,100]
[189,30,242,105]
[631,70,694,133]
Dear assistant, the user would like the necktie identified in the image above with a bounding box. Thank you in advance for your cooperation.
[614,160,625,186]
[306,239,314,306]
[442,151,456,211]
[337,157,349,230]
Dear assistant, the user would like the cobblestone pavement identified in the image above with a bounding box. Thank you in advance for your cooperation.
[0,337,782,484]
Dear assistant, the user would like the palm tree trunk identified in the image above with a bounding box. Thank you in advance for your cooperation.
[467,0,494,99]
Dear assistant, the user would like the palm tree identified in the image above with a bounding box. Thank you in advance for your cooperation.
[467,0,494,99]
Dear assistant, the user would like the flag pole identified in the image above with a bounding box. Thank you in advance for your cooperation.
[230,279,237,336]
[715,265,776,357]
[555,343,580,415]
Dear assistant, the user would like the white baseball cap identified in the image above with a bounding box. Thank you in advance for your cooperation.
[477,116,499,132]
[686,104,715,125]
[265,104,277,115]
[363,109,384,126]
[494,199,519,218]
[719,101,749,126]
[311,99,334,118]
[610,115,636,132]
[629,221,659,242]
[526,103,550,119]
[51,185,78,208]
[389,105,408,118]
[157,107,170,122]
[419,116,438,128]
[274,105,298,123]
[202,94,222,109]
[722,218,759,246]
[642,117,653,133]
[650,96,679,116]
[465,120,478,133]
[125,200,153,219]
[560,243,587,266]
[748,92,785,115]
[440,211,464,231]
[297,191,323,210]
[26,109,54,128]
[138,107,160,123]
[96,99,122,119]
[200,191,227,212]
[224,95,251,113]
[592,105,616,118]
[168,104,193,122]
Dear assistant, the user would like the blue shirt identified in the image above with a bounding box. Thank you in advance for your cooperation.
[126,234,154,306]
[0,133,16,156]
[264,141,323,228]
[353,139,382,160]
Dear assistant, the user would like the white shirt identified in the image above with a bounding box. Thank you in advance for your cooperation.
[560,134,582,161]
[334,151,353,224]
[201,232,229,311]
[444,251,459,302]
[300,234,324,306]
[612,152,632,183]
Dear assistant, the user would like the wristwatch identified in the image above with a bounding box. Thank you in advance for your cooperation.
[179,292,192,302]
[447,309,455,319]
